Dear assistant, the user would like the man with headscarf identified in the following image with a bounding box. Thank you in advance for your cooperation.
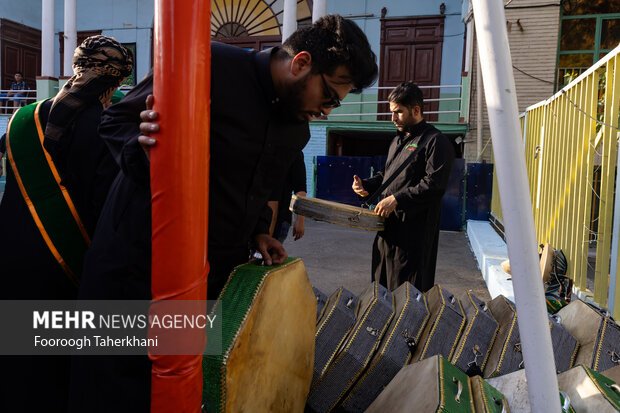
[0,35,132,412]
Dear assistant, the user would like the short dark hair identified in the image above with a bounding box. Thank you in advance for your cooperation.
[15,71,23,76]
[388,82,424,114]
[282,14,378,93]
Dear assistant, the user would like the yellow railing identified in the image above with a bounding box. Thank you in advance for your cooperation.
[491,43,620,317]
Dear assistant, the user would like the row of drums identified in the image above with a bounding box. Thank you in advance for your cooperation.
[306,281,620,412]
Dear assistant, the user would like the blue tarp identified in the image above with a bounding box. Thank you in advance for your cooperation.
[315,156,493,231]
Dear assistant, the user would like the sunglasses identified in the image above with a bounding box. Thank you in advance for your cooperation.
[320,74,342,109]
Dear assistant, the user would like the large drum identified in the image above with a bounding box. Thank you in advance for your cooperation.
[290,195,385,231]
[202,258,316,412]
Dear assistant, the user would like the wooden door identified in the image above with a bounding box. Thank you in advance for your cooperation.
[0,19,41,91]
[379,15,444,121]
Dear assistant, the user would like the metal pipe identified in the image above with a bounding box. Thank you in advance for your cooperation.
[63,0,76,76]
[476,44,483,160]
[608,145,620,316]
[342,13,374,18]
[327,110,462,117]
[282,0,297,42]
[41,0,54,77]
[464,20,474,73]
[471,0,561,410]
[340,97,462,105]
[369,85,462,89]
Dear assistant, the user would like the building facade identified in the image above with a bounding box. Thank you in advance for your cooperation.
[463,0,620,163]
[1,0,469,199]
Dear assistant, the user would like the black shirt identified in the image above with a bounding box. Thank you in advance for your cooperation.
[209,42,310,247]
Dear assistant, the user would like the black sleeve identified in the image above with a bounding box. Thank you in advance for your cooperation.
[252,203,273,237]
[0,134,6,153]
[71,104,119,231]
[393,134,455,209]
[290,152,307,193]
[361,169,385,198]
[98,72,153,185]
[268,187,280,202]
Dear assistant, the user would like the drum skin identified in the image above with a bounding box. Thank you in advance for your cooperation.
[203,258,316,412]
[290,195,384,231]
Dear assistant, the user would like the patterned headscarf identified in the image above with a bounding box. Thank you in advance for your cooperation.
[44,35,133,155]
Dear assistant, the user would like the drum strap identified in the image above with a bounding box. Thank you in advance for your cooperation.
[6,101,90,285]
[363,128,439,207]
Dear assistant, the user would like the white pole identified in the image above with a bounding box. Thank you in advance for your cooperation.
[282,0,297,42]
[63,0,77,76]
[608,146,620,316]
[476,44,483,160]
[464,20,474,73]
[471,0,561,411]
[312,0,326,23]
[41,0,54,77]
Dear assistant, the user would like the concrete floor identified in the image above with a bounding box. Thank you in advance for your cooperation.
[283,219,491,301]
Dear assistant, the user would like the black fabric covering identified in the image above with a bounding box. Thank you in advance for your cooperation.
[592,315,620,372]
[549,314,580,373]
[312,287,359,385]
[0,99,118,412]
[414,285,465,363]
[484,295,519,378]
[363,121,454,293]
[452,291,499,375]
[307,282,394,413]
[67,74,153,413]
[340,282,429,412]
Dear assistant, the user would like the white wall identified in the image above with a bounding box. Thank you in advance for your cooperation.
[0,0,42,28]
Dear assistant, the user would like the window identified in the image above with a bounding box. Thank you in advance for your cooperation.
[557,1,620,88]
[122,43,137,86]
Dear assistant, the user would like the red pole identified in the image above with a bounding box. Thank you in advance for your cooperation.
[150,0,210,411]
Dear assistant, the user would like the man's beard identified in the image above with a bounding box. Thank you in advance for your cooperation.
[275,73,310,122]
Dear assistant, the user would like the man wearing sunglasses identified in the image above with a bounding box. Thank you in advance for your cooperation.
[70,15,377,411]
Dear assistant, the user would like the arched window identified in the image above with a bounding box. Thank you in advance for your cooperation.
[210,0,312,49]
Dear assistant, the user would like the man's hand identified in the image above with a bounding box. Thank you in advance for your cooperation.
[374,195,397,218]
[254,233,287,266]
[292,217,305,240]
[352,174,369,197]
[138,94,158,159]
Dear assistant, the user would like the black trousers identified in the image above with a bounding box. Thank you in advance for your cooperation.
[371,230,438,293]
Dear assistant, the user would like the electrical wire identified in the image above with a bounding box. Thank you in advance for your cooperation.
[505,3,562,9]
[561,90,620,131]
[512,65,555,84]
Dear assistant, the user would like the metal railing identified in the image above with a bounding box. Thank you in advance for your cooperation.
[0,89,36,112]
[490,43,620,317]
[325,84,465,119]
